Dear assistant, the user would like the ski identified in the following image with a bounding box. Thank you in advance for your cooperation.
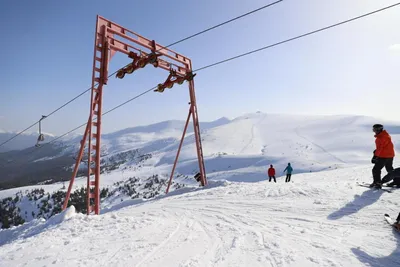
[356,182,392,193]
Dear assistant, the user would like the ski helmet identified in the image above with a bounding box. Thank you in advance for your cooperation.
[372,124,383,133]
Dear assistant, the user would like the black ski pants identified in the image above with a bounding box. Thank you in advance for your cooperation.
[285,174,292,182]
[269,176,276,182]
[372,157,394,184]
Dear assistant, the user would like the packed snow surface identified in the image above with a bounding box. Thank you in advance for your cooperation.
[1,166,399,267]
[1,112,400,266]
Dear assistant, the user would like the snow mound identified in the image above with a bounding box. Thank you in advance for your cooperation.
[0,205,77,246]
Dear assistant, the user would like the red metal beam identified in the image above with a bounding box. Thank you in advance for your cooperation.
[62,119,90,211]
[166,109,192,194]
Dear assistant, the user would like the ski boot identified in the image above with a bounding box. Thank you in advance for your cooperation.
[369,181,382,189]
[386,182,395,187]
[369,182,382,188]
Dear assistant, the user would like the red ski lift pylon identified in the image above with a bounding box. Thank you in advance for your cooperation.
[62,15,207,215]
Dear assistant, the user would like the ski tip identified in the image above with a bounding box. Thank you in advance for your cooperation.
[384,213,390,217]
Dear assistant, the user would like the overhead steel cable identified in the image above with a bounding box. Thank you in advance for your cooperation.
[2,2,399,167]
[194,2,400,72]
[0,1,282,150]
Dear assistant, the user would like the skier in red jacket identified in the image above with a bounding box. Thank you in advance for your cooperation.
[268,165,276,183]
[371,124,395,188]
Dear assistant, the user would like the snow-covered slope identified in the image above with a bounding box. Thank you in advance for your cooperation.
[1,165,399,267]
[1,112,400,214]
[85,113,400,177]
[1,112,400,266]
[2,113,399,189]
[151,113,400,182]
[58,113,399,170]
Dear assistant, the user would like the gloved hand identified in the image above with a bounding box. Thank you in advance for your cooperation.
[371,150,378,164]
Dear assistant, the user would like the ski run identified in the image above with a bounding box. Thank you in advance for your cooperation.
[1,165,400,267]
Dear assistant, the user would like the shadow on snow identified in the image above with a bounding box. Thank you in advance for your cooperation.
[327,189,384,220]
[351,228,400,267]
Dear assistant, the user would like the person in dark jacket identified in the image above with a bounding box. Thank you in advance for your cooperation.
[381,167,400,187]
[268,165,276,183]
[370,124,395,188]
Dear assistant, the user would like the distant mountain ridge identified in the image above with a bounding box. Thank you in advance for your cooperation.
[0,132,55,153]
[0,113,399,189]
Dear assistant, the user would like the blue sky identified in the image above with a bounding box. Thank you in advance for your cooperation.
[1,0,400,136]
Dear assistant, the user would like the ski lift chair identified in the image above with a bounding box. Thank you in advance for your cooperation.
[35,115,47,147]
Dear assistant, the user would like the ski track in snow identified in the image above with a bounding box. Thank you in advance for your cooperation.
[294,124,347,165]
[239,116,265,155]
[1,167,400,267]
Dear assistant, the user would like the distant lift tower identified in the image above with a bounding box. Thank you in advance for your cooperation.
[62,15,207,215]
